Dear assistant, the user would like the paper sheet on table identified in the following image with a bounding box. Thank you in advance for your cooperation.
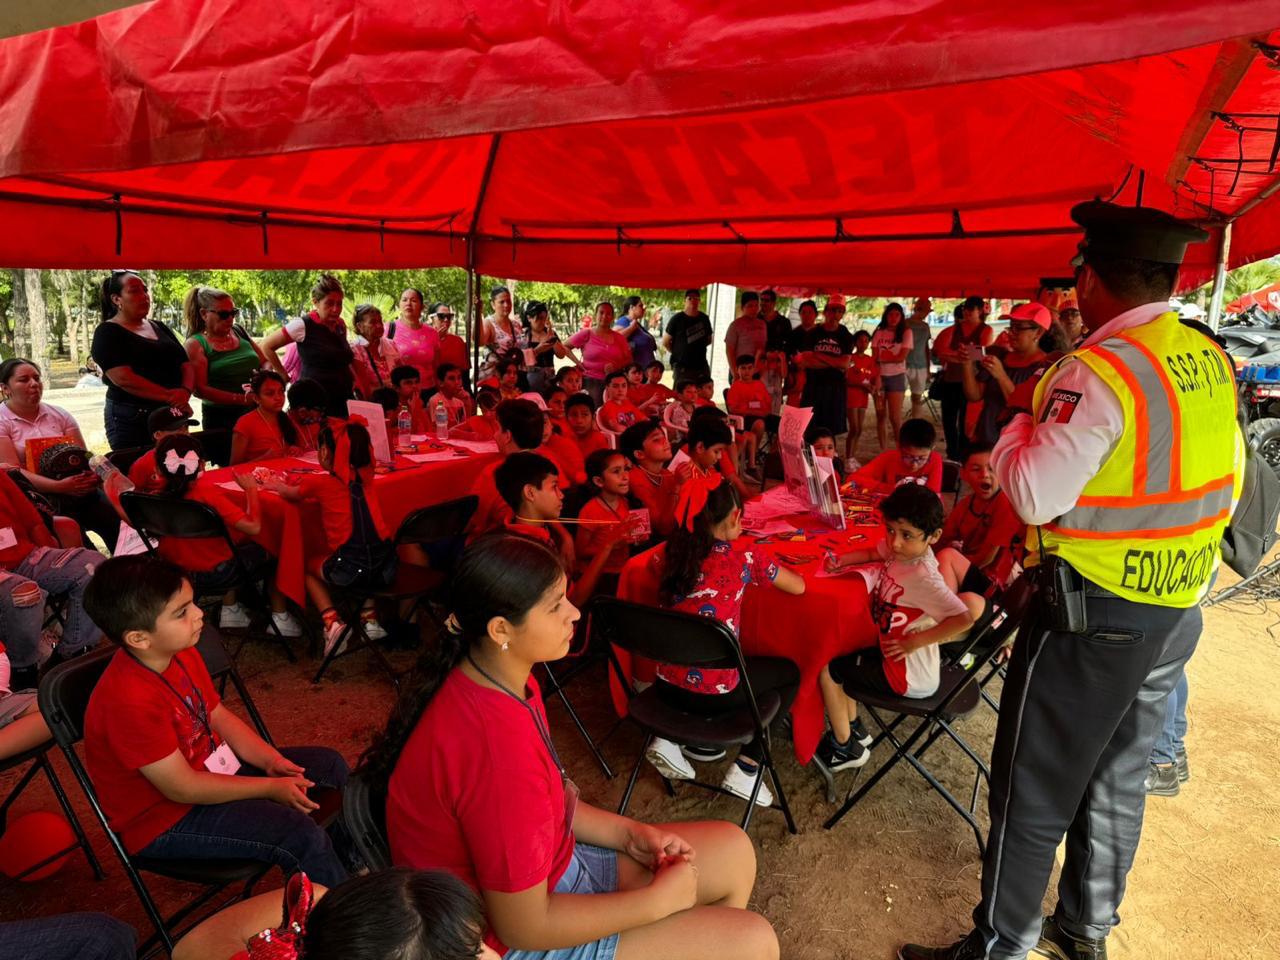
[347,399,392,463]
[743,485,809,524]
[446,439,500,454]
[741,519,796,537]
[292,451,320,465]
[217,481,243,492]
[814,561,876,580]
[403,451,461,463]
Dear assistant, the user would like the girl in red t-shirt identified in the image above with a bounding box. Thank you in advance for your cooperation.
[231,370,303,465]
[262,420,388,656]
[365,534,777,960]
[153,434,303,639]
[845,329,877,463]
[648,475,805,803]
[574,450,637,599]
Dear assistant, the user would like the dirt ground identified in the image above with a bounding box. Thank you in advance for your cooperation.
[2,417,1278,958]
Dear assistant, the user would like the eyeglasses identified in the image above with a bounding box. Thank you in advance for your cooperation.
[1009,323,1040,333]
[207,308,239,320]
[902,453,931,466]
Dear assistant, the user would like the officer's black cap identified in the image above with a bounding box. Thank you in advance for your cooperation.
[1070,200,1209,266]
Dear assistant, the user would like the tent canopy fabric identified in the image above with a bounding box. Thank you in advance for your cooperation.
[2,1,1280,295]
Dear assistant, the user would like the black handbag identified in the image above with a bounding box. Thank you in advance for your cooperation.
[927,369,945,401]
[322,478,398,589]
[1220,436,1280,578]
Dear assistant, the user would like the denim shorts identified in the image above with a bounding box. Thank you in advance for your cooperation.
[880,372,907,393]
[504,844,621,960]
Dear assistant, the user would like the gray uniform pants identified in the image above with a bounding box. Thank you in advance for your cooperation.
[973,584,1200,957]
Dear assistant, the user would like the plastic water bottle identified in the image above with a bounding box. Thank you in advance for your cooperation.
[434,401,450,441]
[397,405,413,451]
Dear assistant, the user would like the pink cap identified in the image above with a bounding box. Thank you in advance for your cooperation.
[1000,302,1052,330]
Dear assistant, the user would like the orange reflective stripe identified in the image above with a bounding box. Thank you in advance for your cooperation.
[1120,332,1182,491]
[1043,508,1230,541]
[1075,472,1235,509]
[1089,344,1148,498]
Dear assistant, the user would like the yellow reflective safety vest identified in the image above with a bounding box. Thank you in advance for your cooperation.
[1031,311,1243,607]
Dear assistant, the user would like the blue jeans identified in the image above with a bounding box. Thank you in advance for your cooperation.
[1150,669,1188,764]
[138,746,350,887]
[104,396,162,451]
[0,546,104,669]
[505,844,621,960]
[0,913,135,960]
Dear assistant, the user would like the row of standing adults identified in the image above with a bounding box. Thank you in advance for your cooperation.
[89,273,469,457]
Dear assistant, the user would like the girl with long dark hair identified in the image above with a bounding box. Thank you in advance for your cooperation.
[364,534,778,960]
[870,301,912,451]
[230,370,301,464]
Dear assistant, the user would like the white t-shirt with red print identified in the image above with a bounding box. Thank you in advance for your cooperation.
[855,540,969,697]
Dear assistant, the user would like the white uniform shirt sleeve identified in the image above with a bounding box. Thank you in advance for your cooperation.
[990,357,1125,526]
[284,317,307,342]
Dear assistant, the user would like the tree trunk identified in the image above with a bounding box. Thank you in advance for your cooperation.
[25,269,51,380]
[53,270,79,365]
[10,269,30,357]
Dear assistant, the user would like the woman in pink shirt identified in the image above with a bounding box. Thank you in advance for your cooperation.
[567,302,633,406]
[389,287,441,390]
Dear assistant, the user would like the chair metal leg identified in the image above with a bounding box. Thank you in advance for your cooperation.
[617,736,650,816]
[759,736,798,834]
[540,664,614,779]
[894,741,987,856]
[824,710,936,830]
[40,753,106,880]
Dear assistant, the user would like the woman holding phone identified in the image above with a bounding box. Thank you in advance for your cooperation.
[930,296,994,460]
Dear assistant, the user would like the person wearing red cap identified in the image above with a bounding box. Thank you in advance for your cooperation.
[960,303,1053,448]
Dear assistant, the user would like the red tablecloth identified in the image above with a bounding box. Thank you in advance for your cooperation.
[204,450,497,606]
[610,515,883,764]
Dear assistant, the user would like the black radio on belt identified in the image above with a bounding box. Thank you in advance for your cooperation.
[1034,548,1089,634]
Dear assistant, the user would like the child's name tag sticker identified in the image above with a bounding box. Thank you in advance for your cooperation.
[628,508,652,542]
[0,528,16,551]
[203,742,241,776]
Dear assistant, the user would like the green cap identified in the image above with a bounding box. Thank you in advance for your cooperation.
[1070,200,1209,266]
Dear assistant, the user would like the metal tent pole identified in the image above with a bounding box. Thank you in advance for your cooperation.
[1208,221,1233,332]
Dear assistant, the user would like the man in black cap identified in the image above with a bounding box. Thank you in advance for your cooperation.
[900,201,1243,960]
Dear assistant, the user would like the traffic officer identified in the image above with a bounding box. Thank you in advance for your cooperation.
[899,201,1244,960]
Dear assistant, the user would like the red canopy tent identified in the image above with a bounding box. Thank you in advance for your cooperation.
[1225,280,1280,313]
[2,1,1280,296]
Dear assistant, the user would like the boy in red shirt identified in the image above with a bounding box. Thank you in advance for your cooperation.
[619,419,679,536]
[564,394,611,460]
[695,375,717,406]
[599,370,645,432]
[629,360,677,410]
[425,363,474,430]
[452,387,500,442]
[851,418,943,494]
[939,443,1025,587]
[82,554,349,883]
[538,412,585,488]
[725,355,771,475]
[468,399,547,535]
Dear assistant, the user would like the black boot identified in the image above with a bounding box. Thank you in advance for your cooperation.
[898,930,987,960]
[1144,762,1180,796]
[1032,916,1108,960]
[1175,745,1190,782]
[8,663,38,693]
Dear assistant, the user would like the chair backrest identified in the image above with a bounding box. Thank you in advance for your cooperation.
[105,446,149,474]
[341,773,392,872]
[121,491,229,541]
[37,646,116,748]
[592,597,741,670]
[196,626,273,742]
[661,401,687,439]
[395,495,478,546]
[596,408,622,439]
[941,459,963,496]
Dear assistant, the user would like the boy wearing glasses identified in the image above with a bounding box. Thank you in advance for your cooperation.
[851,418,943,494]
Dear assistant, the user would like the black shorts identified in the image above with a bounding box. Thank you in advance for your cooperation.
[828,648,896,697]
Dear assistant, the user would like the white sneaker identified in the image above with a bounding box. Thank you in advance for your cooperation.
[360,617,388,640]
[219,602,252,630]
[721,760,774,807]
[323,620,348,658]
[270,611,304,639]
[645,737,695,780]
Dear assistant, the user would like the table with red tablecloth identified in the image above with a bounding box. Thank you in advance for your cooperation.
[202,448,497,607]
[610,516,885,764]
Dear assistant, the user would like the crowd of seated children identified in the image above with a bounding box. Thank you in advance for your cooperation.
[370,534,778,960]
[646,473,805,805]
[287,378,331,452]
[845,329,877,464]
[574,449,642,599]
[469,399,556,534]
[0,467,105,693]
[816,484,982,770]
[261,420,388,655]
[231,370,302,465]
[938,443,1025,588]
[619,419,679,537]
[128,406,199,494]
[151,433,304,640]
[425,363,474,431]
[724,355,773,476]
[599,370,646,433]
[564,393,611,459]
[81,554,350,886]
[628,360,676,409]
[850,418,943,494]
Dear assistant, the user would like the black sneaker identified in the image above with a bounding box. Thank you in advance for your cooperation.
[849,716,874,747]
[1175,745,1190,783]
[816,731,869,771]
[1031,916,1108,960]
[8,663,39,693]
[681,743,727,762]
[1144,762,1179,797]
[898,930,987,960]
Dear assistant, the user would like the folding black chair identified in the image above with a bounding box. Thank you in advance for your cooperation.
[196,625,272,743]
[940,457,964,507]
[593,597,797,833]
[340,772,391,872]
[314,496,478,686]
[539,601,617,779]
[37,648,270,957]
[121,491,296,662]
[821,577,1034,852]
[0,739,105,881]
[105,445,149,475]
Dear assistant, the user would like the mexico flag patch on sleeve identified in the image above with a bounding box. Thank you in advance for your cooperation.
[1041,388,1082,424]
